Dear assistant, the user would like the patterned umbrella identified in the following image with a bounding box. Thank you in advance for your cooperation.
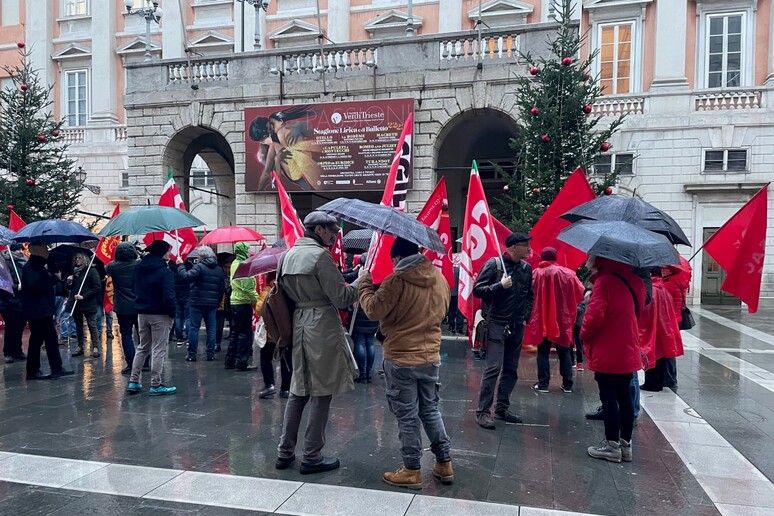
[342,229,373,252]
[317,198,446,254]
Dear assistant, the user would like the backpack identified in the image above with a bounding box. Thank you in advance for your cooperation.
[262,252,295,354]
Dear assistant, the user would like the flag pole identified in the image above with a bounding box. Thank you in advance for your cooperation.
[348,231,382,335]
[175,229,180,258]
[70,251,97,315]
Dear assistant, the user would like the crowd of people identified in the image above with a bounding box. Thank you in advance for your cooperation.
[0,210,690,484]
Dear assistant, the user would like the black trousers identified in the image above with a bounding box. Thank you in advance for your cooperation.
[260,341,293,391]
[477,321,523,416]
[643,357,678,391]
[572,326,584,364]
[216,310,227,346]
[226,304,252,369]
[595,372,635,442]
[1,308,26,358]
[536,338,573,390]
[26,316,63,375]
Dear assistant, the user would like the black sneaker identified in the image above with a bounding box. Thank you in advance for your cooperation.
[280,390,290,398]
[185,356,196,362]
[494,410,523,424]
[214,345,221,352]
[26,371,52,380]
[259,385,277,399]
[585,405,604,420]
[206,356,215,361]
[476,413,496,429]
[51,369,75,378]
[121,366,132,375]
[275,454,295,470]
[4,356,13,364]
[300,456,340,475]
[532,383,549,393]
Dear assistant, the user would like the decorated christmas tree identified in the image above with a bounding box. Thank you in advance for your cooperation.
[499,0,626,232]
[0,42,81,226]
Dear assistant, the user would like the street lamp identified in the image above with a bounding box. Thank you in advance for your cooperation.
[123,0,163,62]
[73,166,101,195]
[236,0,270,50]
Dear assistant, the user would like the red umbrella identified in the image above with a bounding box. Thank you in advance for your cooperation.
[199,226,265,246]
[233,247,285,279]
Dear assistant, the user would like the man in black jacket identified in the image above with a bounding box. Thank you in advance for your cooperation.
[106,242,140,373]
[1,245,27,363]
[473,232,534,429]
[21,242,73,380]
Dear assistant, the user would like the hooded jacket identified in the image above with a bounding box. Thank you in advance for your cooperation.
[21,255,59,319]
[525,261,585,347]
[65,260,102,314]
[134,255,176,317]
[178,256,226,309]
[359,255,450,367]
[105,242,139,315]
[639,277,684,368]
[663,267,691,323]
[230,242,258,306]
[473,254,534,324]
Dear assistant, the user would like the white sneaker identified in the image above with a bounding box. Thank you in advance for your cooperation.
[620,439,632,462]
[588,439,622,463]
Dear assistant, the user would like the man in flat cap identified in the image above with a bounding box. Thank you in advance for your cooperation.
[275,211,361,475]
[473,232,534,429]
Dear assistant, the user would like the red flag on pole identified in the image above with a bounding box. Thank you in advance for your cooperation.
[273,171,304,247]
[144,168,199,261]
[8,209,26,231]
[331,227,346,270]
[98,205,121,313]
[493,216,513,253]
[527,167,595,270]
[458,161,502,344]
[703,184,769,313]
[417,177,454,287]
[368,113,413,283]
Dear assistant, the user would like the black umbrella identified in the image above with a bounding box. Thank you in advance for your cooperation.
[48,245,105,279]
[14,219,97,244]
[558,220,680,268]
[560,195,691,246]
[342,229,373,252]
[317,198,446,254]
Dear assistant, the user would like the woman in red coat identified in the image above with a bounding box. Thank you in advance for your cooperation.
[581,256,645,464]
[661,257,691,390]
[641,269,684,391]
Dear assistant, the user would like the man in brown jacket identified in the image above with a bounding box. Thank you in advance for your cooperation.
[358,237,453,490]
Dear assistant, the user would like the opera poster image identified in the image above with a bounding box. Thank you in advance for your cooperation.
[244,98,414,192]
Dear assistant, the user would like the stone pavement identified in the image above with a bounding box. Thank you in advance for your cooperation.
[0,304,773,516]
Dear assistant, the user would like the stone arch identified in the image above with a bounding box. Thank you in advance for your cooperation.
[434,108,520,246]
[162,125,236,228]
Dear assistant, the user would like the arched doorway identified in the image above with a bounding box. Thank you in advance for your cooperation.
[162,126,236,230]
[435,108,520,249]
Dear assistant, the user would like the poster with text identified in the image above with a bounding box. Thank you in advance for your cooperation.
[244,98,414,192]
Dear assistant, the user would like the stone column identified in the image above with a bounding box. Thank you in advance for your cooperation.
[767,0,774,84]
[439,0,462,32]
[25,0,54,89]
[650,0,689,89]
[327,0,350,43]
[162,0,185,59]
[90,1,118,124]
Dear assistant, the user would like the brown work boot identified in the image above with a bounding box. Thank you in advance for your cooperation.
[432,460,454,485]
[382,466,422,490]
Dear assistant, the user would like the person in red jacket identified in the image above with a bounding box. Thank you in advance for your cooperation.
[525,247,585,393]
[640,268,684,392]
[581,256,645,464]
[661,258,691,391]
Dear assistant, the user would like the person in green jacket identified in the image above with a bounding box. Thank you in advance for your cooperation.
[226,242,259,371]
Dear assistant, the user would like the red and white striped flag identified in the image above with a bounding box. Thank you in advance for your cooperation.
[273,171,304,248]
[144,168,198,261]
[331,227,346,270]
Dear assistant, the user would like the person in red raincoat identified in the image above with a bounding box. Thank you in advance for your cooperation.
[525,247,584,393]
[661,256,691,390]
[640,268,684,392]
[581,256,645,463]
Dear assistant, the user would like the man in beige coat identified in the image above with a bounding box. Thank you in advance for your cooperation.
[275,211,360,475]
[359,238,453,489]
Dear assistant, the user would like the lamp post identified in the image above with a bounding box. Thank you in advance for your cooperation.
[123,0,163,61]
[407,0,415,36]
[236,0,271,51]
[73,167,101,195]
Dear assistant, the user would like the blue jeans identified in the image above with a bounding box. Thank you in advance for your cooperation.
[175,300,189,340]
[188,306,217,358]
[353,331,375,374]
[116,313,138,367]
[55,297,76,338]
[96,310,114,336]
[631,375,641,418]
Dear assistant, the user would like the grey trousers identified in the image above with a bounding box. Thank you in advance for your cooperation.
[477,321,524,416]
[131,314,174,388]
[384,360,451,470]
[278,394,333,463]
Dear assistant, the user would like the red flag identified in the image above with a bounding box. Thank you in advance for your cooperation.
[8,209,26,231]
[331,228,346,270]
[704,184,769,313]
[458,161,501,344]
[417,177,453,287]
[273,171,304,248]
[144,168,199,261]
[493,217,513,253]
[527,168,595,270]
[368,113,413,283]
[98,206,121,313]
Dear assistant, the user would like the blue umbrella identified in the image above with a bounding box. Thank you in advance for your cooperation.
[0,224,16,245]
[13,219,98,244]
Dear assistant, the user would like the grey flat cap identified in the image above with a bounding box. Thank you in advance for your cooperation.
[303,211,338,228]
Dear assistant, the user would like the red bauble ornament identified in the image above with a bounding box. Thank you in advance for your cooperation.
[20,83,28,91]
[26,179,35,186]
[562,57,573,66]
[52,129,61,137]
[503,185,510,192]
[529,66,539,76]
[530,107,539,116]
[38,135,46,142]
[17,42,25,49]
[6,205,14,211]
[541,134,550,143]
[604,187,613,196]
[583,104,592,114]
[600,142,610,152]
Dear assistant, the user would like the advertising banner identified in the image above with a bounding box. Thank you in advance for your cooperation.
[244,98,414,192]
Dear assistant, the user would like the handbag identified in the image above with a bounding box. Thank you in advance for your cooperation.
[253,318,268,349]
[678,291,695,330]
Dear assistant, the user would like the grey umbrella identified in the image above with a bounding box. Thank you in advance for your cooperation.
[342,229,373,252]
[317,198,446,254]
[560,195,691,246]
[558,220,680,268]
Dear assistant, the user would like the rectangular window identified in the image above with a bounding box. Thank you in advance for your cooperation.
[598,22,634,95]
[64,70,88,127]
[191,169,215,187]
[63,0,88,17]
[706,13,745,88]
[121,170,130,189]
[593,153,634,176]
[703,149,748,172]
